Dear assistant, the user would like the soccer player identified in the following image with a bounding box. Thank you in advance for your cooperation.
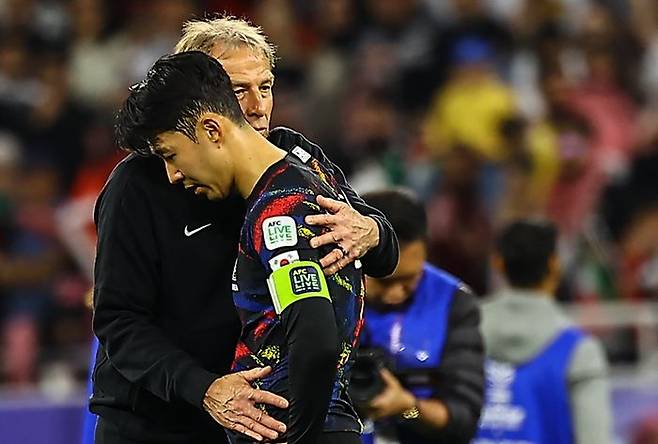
[115,51,364,444]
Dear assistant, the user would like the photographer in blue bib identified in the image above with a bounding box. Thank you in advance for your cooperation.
[352,188,484,444]
[474,219,612,444]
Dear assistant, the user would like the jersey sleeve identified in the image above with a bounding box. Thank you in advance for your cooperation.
[246,189,341,444]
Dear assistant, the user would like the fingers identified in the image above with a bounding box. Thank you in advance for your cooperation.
[250,388,290,409]
[316,195,347,213]
[207,409,265,442]
[309,232,338,249]
[379,368,397,385]
[240,366,272,382]
[234,408,285,440]
[206,384,287,441]
[368,394,387,411]
[227,420,265,442]
[305,213,335,227]
[323,254,356,276]
[320,248,344,269]
[242,405,287,435]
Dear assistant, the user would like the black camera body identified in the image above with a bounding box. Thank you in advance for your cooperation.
[349,347,439,415]
[349,347,393,410]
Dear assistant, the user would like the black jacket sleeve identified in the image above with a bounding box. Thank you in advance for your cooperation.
[432,285,485,443]
[92,173,217,409]
[269,127,399,277]
[280,298,340,444]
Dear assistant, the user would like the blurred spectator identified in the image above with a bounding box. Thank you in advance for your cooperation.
[424,37,516,162]
[345,87,403,192]
[358,0,442,113]
[601,126,658,300]
[359,188,483,444]
[67,0,126,111]
[476,219,612,444]
[633,414,658,444]
[435,0,514,83]
[545,4,640,238]
[425,145,492,295]
[1,161,66,385]
[55,119,123,282]
[304,0,358,149]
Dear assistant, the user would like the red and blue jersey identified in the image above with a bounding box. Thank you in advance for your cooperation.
[231,147,364,434]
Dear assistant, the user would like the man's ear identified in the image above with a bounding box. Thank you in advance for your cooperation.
[548,254,560,279]
[491,254,505,275]
[199,114,222,144]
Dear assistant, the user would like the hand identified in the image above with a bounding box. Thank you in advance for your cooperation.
[306,195,380,275]
[368,369,416,420]
[203,366,289,442]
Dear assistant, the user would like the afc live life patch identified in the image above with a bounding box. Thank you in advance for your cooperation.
[263,216,298,250]
[290,265,323,295]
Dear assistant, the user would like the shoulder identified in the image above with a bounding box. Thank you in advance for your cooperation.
[269,126,333,172]
[94,153,189,224]
[248,163,315,215]
[98,154,166,199]
[568,333,609,381]
[245,167,317,237]
[422,263,461,287]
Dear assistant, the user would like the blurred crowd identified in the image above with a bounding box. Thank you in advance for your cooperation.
[0,0,657,391]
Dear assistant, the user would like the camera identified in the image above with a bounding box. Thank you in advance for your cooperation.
[348,348,393,412]
[349,347,440,415]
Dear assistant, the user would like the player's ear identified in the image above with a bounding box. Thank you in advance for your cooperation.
[199,114,222,144]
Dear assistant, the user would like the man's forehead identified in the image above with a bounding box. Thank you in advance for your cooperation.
[210,45,273,80]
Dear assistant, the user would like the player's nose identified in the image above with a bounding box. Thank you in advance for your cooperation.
[245,90,266,117]
[165,164,184,184]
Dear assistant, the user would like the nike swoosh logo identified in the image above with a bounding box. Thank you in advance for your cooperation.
[184,223,212,237]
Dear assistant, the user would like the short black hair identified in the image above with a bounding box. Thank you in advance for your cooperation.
[115,50,245,155]
[497,219,557,288]
[361,188,427,245]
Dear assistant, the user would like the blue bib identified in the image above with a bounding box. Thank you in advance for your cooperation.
[362,263,458,398]
[474,327,585,444]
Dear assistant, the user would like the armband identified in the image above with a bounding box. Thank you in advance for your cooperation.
[266,260,331,314]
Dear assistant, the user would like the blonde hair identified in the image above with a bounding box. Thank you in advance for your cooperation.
[175,16,277,69]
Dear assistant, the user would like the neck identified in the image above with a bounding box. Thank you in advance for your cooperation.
[228,125,286,198]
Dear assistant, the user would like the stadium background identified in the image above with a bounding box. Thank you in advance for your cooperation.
[0,0,657,442]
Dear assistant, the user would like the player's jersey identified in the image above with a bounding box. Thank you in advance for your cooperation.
[232,147,365,433]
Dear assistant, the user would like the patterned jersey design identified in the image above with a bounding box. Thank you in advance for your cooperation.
[231,148,365,433]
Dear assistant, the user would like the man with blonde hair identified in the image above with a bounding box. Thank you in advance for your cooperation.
[91,15,398,444]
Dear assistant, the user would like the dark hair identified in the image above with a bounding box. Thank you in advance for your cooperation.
[115,51,245,155]
[361,188,427,244]
[497,219,557,288]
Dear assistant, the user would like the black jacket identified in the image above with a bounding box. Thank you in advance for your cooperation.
[91,127,399,443]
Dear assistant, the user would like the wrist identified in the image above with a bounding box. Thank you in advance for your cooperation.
[366,216,380,248]
[400,391,419,419]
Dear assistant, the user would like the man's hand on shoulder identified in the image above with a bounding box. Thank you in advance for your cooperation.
[306,195,380,275]
[203,367,288,442]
